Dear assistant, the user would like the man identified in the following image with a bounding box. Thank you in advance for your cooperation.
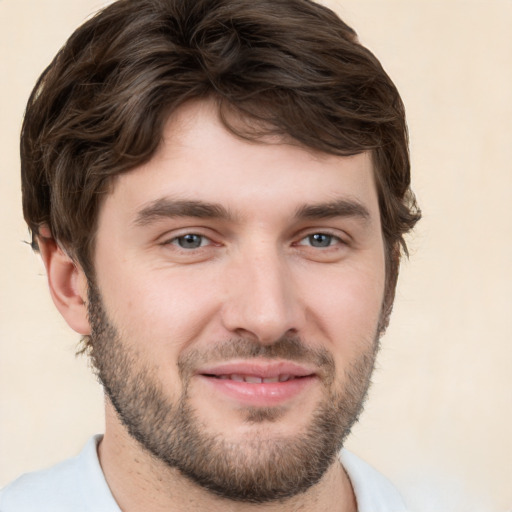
[0,0,420,510]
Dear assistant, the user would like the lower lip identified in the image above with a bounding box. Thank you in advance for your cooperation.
[197,375,317,407]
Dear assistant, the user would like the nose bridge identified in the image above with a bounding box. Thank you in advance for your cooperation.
[221,238,301,343]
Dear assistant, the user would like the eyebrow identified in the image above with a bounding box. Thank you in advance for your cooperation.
[133,197,371,227]
[134,198,234,226]
[295,199,371,223]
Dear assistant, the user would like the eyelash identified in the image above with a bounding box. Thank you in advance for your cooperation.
[163,231,346,251]
[296,232,345,249]
[165,233,213,250]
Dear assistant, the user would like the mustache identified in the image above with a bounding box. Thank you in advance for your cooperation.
[178,335,336,381]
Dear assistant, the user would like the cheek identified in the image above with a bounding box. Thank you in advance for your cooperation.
[96,260,223,357]
[299,263,385,350]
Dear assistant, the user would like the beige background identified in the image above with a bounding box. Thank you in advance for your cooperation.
[1,1,511,511]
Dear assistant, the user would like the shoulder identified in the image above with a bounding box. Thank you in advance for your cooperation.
[0,436,119,512]
[0,453,86,512]
[340,450,408,512]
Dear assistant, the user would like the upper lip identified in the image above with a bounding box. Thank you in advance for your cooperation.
[197,360,316,379]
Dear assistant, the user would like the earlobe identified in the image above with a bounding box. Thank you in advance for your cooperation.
[38,231,91,335]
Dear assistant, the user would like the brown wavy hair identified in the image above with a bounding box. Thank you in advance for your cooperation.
[21,0,420,327]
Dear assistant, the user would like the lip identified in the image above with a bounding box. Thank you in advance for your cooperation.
[195,360,318,407]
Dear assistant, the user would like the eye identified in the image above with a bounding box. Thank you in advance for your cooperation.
[170,233,210,249]
[299,233,341,248]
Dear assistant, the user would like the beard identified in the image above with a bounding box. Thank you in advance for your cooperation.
[85,281,379,504]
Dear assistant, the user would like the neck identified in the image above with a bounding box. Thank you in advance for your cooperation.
[99,404,357,512]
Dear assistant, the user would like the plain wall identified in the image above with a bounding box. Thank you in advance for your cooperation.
[1,1,511,511]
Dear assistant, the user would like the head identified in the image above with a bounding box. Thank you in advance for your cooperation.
[21,0,420,504]
[22,0,419,321]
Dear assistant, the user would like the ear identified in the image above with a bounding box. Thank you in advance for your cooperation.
[38,228,91,335]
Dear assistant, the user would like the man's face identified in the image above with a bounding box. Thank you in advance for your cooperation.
[87,101,386,502]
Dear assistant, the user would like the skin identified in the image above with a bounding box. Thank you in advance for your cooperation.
[40,100,386,511]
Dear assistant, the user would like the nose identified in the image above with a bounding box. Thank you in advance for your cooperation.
[220,244,305,344]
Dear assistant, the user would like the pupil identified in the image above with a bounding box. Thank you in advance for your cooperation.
[310,233,331,247]
[179,234,202,248]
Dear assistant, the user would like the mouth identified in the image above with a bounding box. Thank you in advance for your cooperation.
[195,360,317,406]
[204,373,308,383]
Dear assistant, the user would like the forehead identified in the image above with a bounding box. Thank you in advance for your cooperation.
[102,100,379,224]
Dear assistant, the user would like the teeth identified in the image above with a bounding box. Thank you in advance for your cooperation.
[214,374,296,382]
[244,375,263,383]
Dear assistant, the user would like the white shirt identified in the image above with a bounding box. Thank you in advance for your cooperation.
[0,436,408,511]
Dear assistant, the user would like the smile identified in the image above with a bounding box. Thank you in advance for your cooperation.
[206,373,301,383]
[196,360,318,406]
